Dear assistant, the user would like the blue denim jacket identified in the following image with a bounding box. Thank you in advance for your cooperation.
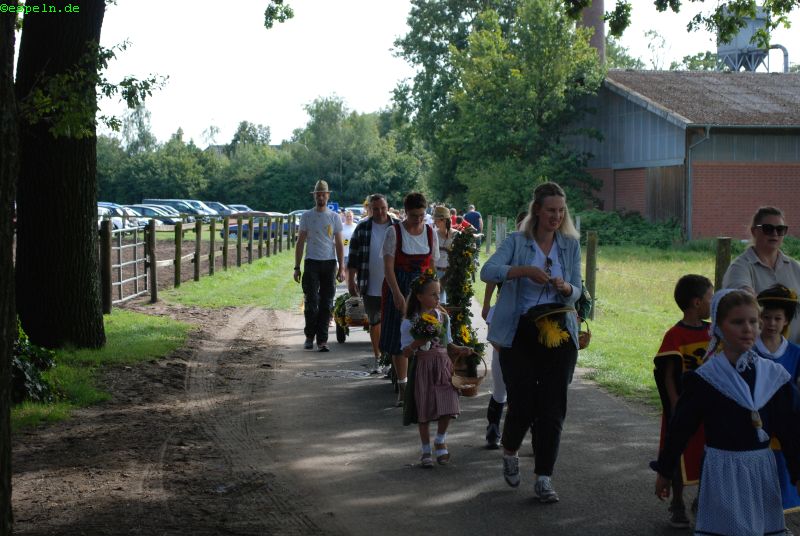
[480,231,582,349]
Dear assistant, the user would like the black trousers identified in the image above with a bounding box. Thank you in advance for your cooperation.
[499,321,578,477]
[301,259,337,343]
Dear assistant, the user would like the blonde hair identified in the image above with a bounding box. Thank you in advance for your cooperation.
[521,182,579,240]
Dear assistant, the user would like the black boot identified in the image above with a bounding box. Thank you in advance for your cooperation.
[485,397,505,449]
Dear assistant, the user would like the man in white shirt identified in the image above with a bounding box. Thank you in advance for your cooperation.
[347,194,397,371]
[294,180,344,352]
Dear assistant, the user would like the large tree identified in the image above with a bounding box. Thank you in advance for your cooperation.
[14,0,107,348]
[1,6,18,535]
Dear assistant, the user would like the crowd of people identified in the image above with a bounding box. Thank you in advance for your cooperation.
[293,178,800,534]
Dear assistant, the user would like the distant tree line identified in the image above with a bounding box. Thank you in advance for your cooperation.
[98,96,431,212]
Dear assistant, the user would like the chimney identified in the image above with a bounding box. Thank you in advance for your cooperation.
[580,0,606,64]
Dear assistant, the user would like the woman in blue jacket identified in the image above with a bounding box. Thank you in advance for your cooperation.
[480,182,582,504]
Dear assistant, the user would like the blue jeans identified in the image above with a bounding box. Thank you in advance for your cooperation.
[302,259,337,343]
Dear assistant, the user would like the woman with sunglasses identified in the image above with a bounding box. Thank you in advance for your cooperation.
[480,182,582,503]
[723,206,800,344]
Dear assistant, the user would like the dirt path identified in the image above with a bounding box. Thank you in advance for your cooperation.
[13,302,800,535]
[12,304,338,536]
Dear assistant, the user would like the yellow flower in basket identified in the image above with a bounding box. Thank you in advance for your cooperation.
[460,324,471,344]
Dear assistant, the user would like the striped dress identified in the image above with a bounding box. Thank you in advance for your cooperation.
[402,311,460,425]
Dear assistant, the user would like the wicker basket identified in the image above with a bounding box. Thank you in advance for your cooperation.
[578,319,591,350]
[451,353,487,397]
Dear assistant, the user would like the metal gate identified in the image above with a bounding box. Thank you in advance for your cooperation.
[110,226,149,304]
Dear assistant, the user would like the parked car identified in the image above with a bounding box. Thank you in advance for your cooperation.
[141,199,198,222]
[204,201,237,215]
[220,212,288,239]
[288,209,307,219]
[184,200,218,219]
[228,204,254,213]
[98,202,138,228]
[126,205,181,225]
[97,206,125,230]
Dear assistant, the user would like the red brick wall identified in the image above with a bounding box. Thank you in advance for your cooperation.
[586,168,613,210]
[691,162,800,239]
[614,168,646,214]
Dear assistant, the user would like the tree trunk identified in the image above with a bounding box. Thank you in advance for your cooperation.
[0,4,19,534]
[14,0,107,349]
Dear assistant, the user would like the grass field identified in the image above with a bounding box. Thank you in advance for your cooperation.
[12,310,191,429]
[475,244,716,409]
[159,250,301,311]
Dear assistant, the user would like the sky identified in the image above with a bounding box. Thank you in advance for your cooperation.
[96,0,800,147]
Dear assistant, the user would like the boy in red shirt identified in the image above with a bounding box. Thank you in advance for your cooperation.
[653,274,713,529]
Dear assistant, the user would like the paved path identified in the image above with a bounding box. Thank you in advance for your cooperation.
[261,306,695,536]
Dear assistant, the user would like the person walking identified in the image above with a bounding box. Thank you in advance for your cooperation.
[381,192,439,406]
[294,180,344,352]
[723,206,800,344]
[432,205,458,304]
[480,182,582,503]
[347,194,398,372]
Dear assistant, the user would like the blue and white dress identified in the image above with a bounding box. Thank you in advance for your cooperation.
[657,352,800,535]
[756,336,800,513]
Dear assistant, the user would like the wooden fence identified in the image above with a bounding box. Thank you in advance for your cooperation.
[99,214,298,313]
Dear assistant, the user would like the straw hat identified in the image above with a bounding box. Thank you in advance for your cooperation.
[433,206,450,220]
[311,180,331,194]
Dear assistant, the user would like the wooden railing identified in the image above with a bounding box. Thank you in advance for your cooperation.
[99,214,299,312]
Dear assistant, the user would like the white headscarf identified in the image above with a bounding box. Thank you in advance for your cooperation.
[697,289,790,442]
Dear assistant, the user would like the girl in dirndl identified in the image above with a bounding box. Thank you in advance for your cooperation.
[400,270,472,468]
[655,289,800,535]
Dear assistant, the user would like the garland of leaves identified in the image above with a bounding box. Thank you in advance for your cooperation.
[443,228,485,365]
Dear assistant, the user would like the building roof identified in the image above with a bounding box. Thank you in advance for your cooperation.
[605,70,800,128]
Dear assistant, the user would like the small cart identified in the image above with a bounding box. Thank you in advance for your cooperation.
[333,293,370,343]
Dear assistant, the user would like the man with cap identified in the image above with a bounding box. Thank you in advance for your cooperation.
[294,180,345,352]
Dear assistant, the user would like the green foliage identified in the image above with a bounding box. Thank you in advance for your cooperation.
[18,41,165,138]
[397,0,603,216]
[577,209,682,249]
[670,51,718,71]
[12,319,56,404]
[226,121,271,156]
[444,229,485,361]
[264,0,294,29]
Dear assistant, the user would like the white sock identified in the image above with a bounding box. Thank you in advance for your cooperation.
[397,378,408,384]
[435,433,447,445]
[421,443,432,454]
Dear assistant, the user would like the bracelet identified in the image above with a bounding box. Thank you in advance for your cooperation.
[294,266,300,270]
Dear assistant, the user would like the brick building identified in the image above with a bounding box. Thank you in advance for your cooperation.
[573,70,800,239]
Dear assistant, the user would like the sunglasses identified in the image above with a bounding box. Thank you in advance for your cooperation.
[754,224,789,236]
[544,257,553,276]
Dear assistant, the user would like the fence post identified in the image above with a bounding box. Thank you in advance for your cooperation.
[485,215,493,253]
[147,220,158,303]
[222,216,229,270]
[236,215,243,267]
[174,222,183,288]
[194,220,202,281]
[100,220,112,314]
[258,217,264,259]
[272,217,278,255]
[290,215,297,246]
[209,219,216,275]
[247,215,254,264]
[278,216,284,253]
[266,217,272,257]
[715,237,732,291]
[586,231,598,320]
